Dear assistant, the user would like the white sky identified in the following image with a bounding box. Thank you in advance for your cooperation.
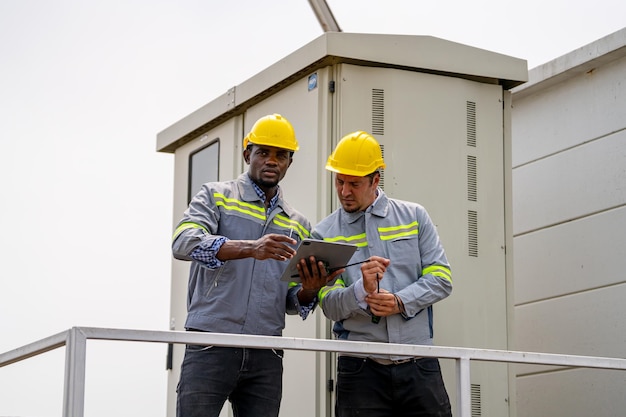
[0,1,623,416]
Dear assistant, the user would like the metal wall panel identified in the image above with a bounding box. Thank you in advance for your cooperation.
[515,284,626,374]
[511,36,626,417]
[516,368,626,417]
[515,206,626,304]
[513,129,626,234]
[512,56,626,167]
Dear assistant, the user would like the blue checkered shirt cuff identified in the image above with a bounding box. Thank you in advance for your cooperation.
[299,301,316,320]
[190,236,228,268]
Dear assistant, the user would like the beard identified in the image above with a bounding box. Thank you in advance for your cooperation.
[341,201,359,213]
[257,177,279,188]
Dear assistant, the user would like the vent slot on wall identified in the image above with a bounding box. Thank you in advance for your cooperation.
[467,155,477,202]
[471,383,482,417]
[467,100,478,258]
[466,101,476,147]
[372,89,385,135]
[468,210,478,257]
[379,144,385,191]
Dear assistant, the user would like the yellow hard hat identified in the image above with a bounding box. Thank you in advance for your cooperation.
[325,131,385,176]
[242,114,299,152]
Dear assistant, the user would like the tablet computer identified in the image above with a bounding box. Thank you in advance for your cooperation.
[280,238,358,282]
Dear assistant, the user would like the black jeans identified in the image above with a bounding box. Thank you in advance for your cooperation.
[336,356,452,417]
[176,345,284,417]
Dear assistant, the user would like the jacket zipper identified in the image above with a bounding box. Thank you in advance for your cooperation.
[206,265,226,297]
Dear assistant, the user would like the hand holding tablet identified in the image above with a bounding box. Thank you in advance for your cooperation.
[280,239,358,282]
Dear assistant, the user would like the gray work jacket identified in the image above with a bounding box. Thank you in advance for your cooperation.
[172,173,311,336]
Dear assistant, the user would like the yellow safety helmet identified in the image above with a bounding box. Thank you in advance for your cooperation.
[242,114,299,152]
[325,131,386,176]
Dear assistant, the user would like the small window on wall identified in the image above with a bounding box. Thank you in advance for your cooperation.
[188,140,219,203]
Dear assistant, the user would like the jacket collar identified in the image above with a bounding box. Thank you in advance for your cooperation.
[237,173,297,217]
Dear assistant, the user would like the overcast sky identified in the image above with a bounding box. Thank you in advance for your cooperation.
[1,1,624,416]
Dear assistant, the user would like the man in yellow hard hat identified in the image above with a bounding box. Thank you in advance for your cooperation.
[172,114,326,417]
[297,131,453,416]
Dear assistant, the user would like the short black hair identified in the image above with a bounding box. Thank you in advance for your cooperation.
[365,170,380,184]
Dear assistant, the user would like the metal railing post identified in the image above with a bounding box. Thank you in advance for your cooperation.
[456,356,471,417]
[63,327,87,417]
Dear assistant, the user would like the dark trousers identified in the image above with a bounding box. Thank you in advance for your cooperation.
[336,356,452,417]
[176,345,283,417]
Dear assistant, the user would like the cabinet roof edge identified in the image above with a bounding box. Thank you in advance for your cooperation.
[512,26,626,100]
[157,32,528,153]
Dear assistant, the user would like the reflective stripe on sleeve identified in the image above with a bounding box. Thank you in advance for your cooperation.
[318,278,345,308]
[422,265,452,282]
[172,222,209,241]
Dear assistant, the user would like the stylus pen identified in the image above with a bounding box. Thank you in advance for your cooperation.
[372,272,381,324]
[290,259,370,278]
[327,259,370,273]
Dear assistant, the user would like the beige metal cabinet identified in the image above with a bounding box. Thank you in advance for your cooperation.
[157,32,527,417]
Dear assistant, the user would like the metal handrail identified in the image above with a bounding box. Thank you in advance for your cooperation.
[2,326,625,417]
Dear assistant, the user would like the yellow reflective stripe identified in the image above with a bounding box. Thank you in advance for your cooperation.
[324,233,368,248]
[378,221,418,241]
[214,192,265,214]
[214,192,266,221]
[422,265,452,282]
[172,222,208,240]
[318,279,345,307]
[273,214,310,240]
